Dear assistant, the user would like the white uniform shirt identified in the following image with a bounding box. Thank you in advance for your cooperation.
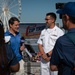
[37,25,64,53]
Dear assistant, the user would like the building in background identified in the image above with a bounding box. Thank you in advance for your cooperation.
[20,23,60,39]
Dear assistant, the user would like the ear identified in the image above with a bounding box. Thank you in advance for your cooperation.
[65,14,69,20]
[51,18,55,23]
[10,24,12,28]
[63,14,69,22]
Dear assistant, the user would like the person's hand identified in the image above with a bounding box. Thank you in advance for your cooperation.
[41,53,51,62]
[20,43,25,51]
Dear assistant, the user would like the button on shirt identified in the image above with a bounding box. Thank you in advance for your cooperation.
[37,25,64,53]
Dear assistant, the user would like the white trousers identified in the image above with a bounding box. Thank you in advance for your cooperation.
[41,58,58,75]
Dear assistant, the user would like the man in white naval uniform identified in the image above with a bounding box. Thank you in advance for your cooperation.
[37,12,64,75]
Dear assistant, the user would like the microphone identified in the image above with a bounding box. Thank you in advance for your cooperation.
[25,48,32,58]
[20,36,25,46]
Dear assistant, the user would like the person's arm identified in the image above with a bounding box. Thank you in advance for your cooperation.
[46,50,52,57]
[50,64,58,71]
[20,36,25,51]
[20,43,25,51]
[38,44,47,58]
[38,44,50,61]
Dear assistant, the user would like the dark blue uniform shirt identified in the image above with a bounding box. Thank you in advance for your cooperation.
[0,44,19,75]
[50,28,75,75]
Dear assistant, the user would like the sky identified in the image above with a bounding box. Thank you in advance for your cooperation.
[20,0,75,27]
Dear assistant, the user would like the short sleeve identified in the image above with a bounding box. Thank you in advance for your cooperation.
[37,36,42,45]
[37,29,46,45]
[37,32,43,44]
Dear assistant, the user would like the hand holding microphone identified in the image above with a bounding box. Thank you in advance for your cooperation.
[20,36,25,51]
[20,36,25,46]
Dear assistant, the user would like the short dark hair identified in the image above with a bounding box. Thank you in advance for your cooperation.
[9,17,20,25]
[46,12,57,21]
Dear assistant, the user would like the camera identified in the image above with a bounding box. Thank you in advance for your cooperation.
[20,36,25,46]
[56,3,65,9]
[56,3,66,19]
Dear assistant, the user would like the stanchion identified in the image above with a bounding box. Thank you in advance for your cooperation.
[27,61,31,75]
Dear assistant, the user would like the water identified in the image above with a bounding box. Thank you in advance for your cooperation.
[31,45,39,53]
[25,39,39,53]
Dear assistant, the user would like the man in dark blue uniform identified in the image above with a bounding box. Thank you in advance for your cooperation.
[50,2,75,75]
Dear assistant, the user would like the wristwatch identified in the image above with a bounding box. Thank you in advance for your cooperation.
[46,53,50,57]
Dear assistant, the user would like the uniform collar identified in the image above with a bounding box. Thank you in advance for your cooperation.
[68,28,75,33]
[46,25,57,32]
[6,30,19,36]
